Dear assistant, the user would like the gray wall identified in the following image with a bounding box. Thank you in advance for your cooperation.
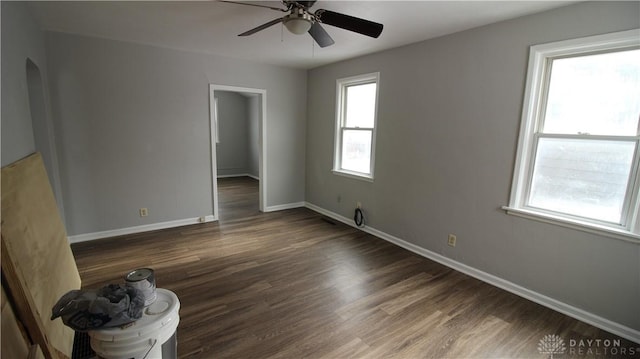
[214,91,260,178]
[306,1,640,331]
[45,31,306,236]
[1,2,66,219]
[215,91,249,177]
[1,1,40,165]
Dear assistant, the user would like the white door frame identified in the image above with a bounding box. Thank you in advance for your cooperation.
[209,84,267,220]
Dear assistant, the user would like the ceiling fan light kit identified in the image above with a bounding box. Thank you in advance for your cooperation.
[222,0,383,48]
[284,10,313,35]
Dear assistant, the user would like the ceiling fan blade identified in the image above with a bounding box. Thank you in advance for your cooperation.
[308,22,334,48]
[238,18,283,36]
[219,0,286,12]
[315,9,383,38]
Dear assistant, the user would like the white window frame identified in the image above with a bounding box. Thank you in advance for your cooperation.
[333,72,380,181]
[504,29,640,243]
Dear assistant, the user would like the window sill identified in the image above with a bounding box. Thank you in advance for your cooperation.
[502,206,640,244]
[332,169,374,182]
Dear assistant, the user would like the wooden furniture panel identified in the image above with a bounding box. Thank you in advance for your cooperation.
[1,153,81,358]
[2,285,31,358]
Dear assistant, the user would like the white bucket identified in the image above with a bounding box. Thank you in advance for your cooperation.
[89,288,180,359]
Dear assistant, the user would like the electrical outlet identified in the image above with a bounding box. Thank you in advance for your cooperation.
[447,234,457,247]
[139,208,148,217]
[357,201,362,209]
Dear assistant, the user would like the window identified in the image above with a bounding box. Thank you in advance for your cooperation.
[334,72,380,180]
[506,29,640,241]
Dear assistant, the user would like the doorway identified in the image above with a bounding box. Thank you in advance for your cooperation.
[209,84,266,221]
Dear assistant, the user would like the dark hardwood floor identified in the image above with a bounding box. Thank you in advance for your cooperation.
[217,176,260,221]
[71,179,638,358]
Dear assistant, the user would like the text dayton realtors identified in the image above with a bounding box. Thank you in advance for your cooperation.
[568,338,638,356]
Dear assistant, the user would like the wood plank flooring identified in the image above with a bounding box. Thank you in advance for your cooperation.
[71,179,638,358]
[217,177,259,221]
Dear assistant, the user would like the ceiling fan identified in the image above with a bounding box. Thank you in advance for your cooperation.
[220,0,384,48]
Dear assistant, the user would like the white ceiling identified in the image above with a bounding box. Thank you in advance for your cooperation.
[28,1,576,69]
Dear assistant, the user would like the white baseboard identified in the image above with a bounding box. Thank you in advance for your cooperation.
[304,202,640,344]
[68,215,216,243]
[265,202,306,212]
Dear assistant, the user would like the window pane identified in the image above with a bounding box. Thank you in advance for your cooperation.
[345,83,376,128]
[341,129,372,174]
[543,49,640,136]
[529,138,635,223]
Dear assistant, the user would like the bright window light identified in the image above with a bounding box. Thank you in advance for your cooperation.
[334,73,380,180]
[506,29,640,241]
